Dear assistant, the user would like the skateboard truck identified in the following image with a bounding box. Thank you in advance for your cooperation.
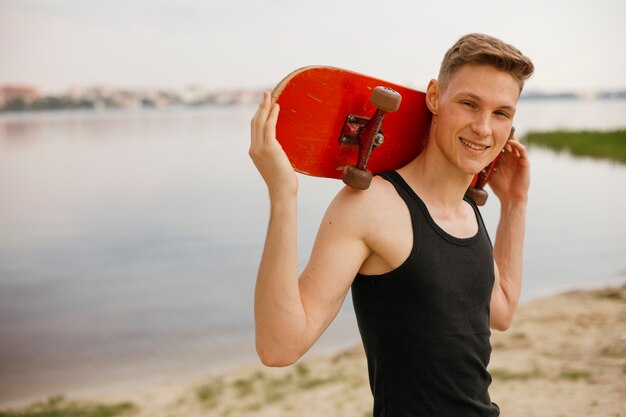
[465,160,497,206]
[339,86,402,190]
[464,127,515,206]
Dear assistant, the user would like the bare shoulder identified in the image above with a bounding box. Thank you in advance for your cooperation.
[322,175,402,232]
[317,175,410,272]
[302,174,410,290]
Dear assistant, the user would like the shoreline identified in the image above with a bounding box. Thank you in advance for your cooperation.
[1,278,622,408]
[4,278,623,406]
[0,310,362,409]
[1,282,624,416]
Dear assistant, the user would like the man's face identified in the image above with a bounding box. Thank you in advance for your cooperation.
[430,64,520,175]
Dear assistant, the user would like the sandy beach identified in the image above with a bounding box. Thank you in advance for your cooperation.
[2,284,624,417]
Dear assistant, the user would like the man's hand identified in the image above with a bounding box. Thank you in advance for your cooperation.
[249,92,298,200]
[489,137,530,205]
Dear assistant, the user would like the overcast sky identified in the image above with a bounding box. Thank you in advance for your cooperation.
[1,0,624,93]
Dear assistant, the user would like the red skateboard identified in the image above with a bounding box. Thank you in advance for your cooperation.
[271,66,498,205]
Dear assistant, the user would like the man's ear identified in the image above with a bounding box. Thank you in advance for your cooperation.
[426,79,440,115]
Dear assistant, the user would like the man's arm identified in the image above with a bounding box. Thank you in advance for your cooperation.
[488,138,530,331]
[249,93,369,366]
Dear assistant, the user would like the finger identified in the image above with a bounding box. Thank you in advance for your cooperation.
[506,137,519,145]
[507,139,527,159]
[516,142,528,159]
[507,138,524,151]
[253,92,272,143]
[251,92,267,129]
[252,91,270,120]
[250,93,271,156]
[264,103,280,144]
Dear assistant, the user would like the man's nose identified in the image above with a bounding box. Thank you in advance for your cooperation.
[471,112,492,138]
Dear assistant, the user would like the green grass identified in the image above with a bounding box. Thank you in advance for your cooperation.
[0,396,137,417]
[196,378,225,409]
[559,369,593,381]
[191,361,360,414]
[523,129,626,163]
[593,285,625,301]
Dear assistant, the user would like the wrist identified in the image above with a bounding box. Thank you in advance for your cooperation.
[500,198,527,215]
[268,189,298,208]
[497,189,528,209]
[265,174,298,202]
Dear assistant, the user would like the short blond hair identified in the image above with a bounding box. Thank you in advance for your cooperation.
[439,33,534,90]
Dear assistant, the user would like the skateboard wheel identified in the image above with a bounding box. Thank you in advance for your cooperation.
[342,166,373,190]
[370,86,402,112]
[465,186,488,206]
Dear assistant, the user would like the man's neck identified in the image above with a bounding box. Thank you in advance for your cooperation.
[398,145,474,213]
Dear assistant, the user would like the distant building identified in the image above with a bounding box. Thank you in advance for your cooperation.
[0,85,41,108]
[213,89,263,105]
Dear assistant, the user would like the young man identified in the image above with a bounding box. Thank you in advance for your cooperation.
[249,33,534,416]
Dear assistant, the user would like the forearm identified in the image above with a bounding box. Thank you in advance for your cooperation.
[254,196,307,365]
[493,200,527,312]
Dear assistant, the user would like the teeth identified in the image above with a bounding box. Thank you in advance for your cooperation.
[460,138,487,151]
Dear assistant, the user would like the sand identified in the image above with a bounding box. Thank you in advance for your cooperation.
[2,284,624,417]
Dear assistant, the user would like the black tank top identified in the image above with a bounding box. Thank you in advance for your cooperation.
[351,171,500,417]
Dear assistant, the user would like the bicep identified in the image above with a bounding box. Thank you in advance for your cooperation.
[297,190,371,344]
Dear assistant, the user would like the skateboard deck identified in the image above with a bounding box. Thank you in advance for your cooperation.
[272,66,430,180]
[271,66,495,204]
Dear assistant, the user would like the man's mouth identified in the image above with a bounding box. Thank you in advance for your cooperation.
[460,137,489,151]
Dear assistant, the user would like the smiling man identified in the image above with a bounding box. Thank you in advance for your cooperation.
[250,33,534,416]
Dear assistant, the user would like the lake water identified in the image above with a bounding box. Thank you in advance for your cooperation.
[1,99,625,405]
